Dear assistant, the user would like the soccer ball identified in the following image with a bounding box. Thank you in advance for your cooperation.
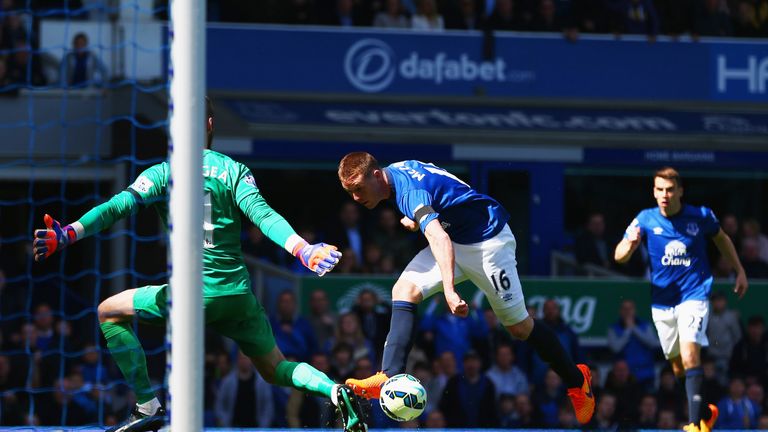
[379,373,427,422]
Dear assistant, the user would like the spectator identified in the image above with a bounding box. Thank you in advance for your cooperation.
[307,289,336,350]
[439,350,498,428]
[425,352,456,413]
[286,353,336,428]
[706,290,742,381]
[323,0,364,26]
[721,214,741,250]
[325,201,366,266]
[325,312,376,366]
[656,365,686,416]
[351,289,390,360]
[6,38,46,87]
[373,0,411,27]
[270,290,318,362]
[420,297,488,373]
[636,394,659,429]
[741,218,768,263]
[531,368,566,427]
[733,1,765,37]
[607,0,660,40]
[716,377,759,429]
[411,0,445,30]
[60,32,107,88]
[360,243,387,274]
[760,414,768,429]
[701,357,727,408]
[746,382,764,416]
[215,352,273,427]
[517,299,583,386]
[371,206,416,271]
[36,378,88,426]
[593,391,619,430]
[0,56,15,95]
[512,393,539,428]
[0,354,25,425]
[485,343,529,400]
[574,212,612,271]
[328,342,355,381]
[656,408,678,429]
[730,315,768,386]
[449,0,483,29]
[653,0,695,37]
[556,400,579,428]
[693,0,733,36]
[603,359,644,426]
[497,393,519,427]
[486,0,523,30]
[740,238,768,279]
[529,0,567,32]
[607,299,659,390]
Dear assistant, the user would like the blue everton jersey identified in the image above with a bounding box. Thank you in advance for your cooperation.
[384,160,510,244]
[625,204,720,308]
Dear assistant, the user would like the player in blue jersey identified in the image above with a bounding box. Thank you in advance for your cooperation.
[614,167,748,432]
[337,152,595,424]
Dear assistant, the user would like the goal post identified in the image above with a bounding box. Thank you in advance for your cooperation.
[167,0,205,428]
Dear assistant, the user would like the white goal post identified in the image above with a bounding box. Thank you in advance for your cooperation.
[167,0,205,428]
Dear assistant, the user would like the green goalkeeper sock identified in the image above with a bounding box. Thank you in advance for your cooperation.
[100,321,155,404]
[275,360,335,399]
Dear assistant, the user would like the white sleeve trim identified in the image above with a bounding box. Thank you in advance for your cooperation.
[284,234,306,255]
[70,221,85,240]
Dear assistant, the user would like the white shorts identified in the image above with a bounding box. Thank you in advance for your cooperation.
[651,300,710,359]
[399,225,528,326]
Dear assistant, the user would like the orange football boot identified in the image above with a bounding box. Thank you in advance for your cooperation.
[345,371,388,399]
[566,364,596,424]
[700,403,719,432]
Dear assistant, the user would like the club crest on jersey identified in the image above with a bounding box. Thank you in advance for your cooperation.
[130,175,154,194]
[686,223,699,236]
[662,240,691,267]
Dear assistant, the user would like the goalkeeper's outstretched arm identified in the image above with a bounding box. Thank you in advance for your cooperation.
[33,190,140,261]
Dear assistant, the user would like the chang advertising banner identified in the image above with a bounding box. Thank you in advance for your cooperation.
[207,25,768,102]
[299,277,767,345]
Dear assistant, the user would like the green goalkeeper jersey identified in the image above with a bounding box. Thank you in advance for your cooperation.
[76,149,299,297]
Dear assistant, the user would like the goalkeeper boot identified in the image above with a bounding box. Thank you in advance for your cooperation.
[336,384,368,432]
[700,403,719,432]
[345,371,388,399]
[566,364,595,425]
[106,405,166,432]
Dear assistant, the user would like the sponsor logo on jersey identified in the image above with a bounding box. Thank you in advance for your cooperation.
[662,240,691,267]
[130,175,154,194]
[440,221,451,230]
[686,223,699,236]
[653,227,664,235]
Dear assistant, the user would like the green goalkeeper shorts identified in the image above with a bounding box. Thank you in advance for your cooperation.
[132,284,276,357]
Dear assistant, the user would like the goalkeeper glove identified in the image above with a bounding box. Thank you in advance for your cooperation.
[292,242,341,276]
[33,214,77,262]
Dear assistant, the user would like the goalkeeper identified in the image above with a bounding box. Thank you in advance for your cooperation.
[32,98,367,432]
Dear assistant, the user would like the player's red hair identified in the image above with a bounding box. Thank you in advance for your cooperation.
[338,152,380,185]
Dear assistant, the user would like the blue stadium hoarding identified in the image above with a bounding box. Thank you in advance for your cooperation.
[207,25,768,102]
[224,98,768,136]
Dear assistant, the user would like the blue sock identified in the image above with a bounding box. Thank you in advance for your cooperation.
[685,367,704,424]
[381,301,417,376]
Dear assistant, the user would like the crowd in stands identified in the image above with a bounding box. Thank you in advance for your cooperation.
[2,280,768,429]
[209,0,768,38]
[569,212,768,279]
